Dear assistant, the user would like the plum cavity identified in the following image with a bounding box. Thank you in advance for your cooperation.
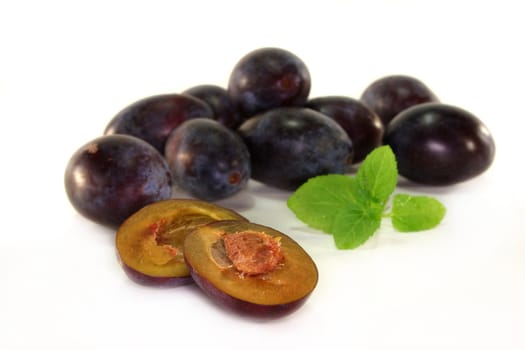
[184,220,318,318]
[116,199,248,286]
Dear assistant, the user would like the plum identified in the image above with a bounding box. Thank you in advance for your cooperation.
[306,96,384,163]
[64,134,172,228]
[228,47,311,119]
[384,102,496,185]
[183,84,243,129]
[116,199,248,286]
[184,220,318,318]
[360,75,439,128]
[104,93,213,154]
[238,107,354,190]
[164,119,251,201]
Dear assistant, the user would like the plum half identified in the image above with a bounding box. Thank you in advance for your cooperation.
[184,220,318,318]
[115,199,247,286]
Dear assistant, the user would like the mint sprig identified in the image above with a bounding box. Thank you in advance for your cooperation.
[287,145,446,249]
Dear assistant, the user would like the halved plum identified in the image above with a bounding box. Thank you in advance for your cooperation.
[184,220,318,318]
[116,199,247,286]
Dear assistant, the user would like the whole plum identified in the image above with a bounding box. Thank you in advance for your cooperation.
[104,93,213,154]
[64,134,172,228]
[360,75,439,128]
[164,119,251,201]
[228,47,311,119]
[384,102,495,185]
[183,84,243,129]
[306,96,384,163]
[238,107,353,191]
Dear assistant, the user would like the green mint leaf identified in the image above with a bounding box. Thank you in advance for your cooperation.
[332,202,383,249]
[355,145,397,204]
[391,194,446,232]
[287,175,362,233]
[287,144,446,250]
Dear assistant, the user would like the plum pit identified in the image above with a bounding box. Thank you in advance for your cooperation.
[222,231,283,276]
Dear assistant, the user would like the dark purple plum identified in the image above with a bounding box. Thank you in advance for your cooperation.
[360,75,439,128]
[184,220,318,318]
[228,47,311,119]
[238,107,353,191]
[306,96,384,163]
[104,93,213,154]
[384,102,496,185]
[164,119,251,201]
[64,134,172,228]
[183,84,243,129]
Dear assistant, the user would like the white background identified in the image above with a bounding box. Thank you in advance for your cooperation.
[2,0,524,349]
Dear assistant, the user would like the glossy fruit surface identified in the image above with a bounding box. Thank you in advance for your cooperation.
[164,119,251,201]
[64,135,172,228]
[116,199,248,286]
[306,96,384,163]
[183,84,243,129]
[238,107,353,190]
[360,75,439,127]
[104,93,213,153]
[228,47,311,118]
[184,220,318,318]
[384,103,496,185]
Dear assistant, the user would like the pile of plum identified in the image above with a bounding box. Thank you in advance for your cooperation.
[65,47,495,229]
[64,47,495,317]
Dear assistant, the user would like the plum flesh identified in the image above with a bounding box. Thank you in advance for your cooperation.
[184,220,318,318]
[116,199,248,286]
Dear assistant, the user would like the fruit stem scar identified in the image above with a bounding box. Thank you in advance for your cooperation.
[222,231,284,276]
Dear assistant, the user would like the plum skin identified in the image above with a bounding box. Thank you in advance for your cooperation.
[118,261,193,287]
[188,265,312,318]
[385,102,496,185]
[64,134,172,228]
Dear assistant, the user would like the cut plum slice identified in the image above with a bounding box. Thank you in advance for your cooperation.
[116,199,247,286]
[184,220,318,318]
